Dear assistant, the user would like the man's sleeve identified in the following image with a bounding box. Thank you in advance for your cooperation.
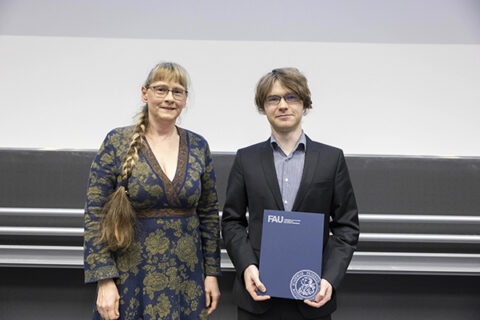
[322,150,360,289]
[221,151,258,279]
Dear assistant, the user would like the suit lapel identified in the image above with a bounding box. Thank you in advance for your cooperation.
[292,136,317,210]
[260,140,284,210]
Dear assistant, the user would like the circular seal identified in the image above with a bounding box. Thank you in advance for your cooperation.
[289,269,321,300]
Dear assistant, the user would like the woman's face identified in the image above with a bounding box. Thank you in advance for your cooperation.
[141,80,187,125]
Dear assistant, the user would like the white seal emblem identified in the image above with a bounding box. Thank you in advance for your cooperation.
[290,269,321,300]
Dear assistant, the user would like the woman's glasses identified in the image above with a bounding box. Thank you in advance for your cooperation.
[148,86,188,100]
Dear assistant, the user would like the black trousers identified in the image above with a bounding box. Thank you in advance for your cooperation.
[237,298,332,320]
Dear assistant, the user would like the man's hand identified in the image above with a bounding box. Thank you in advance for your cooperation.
[97,279,120,320]
[243,264,271,301]
[204,276,221,315]
[303,278,332,308]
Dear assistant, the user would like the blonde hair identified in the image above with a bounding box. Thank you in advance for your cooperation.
[100,62,189,251]
[144,62,190,89]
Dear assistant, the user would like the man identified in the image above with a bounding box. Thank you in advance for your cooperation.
[222,68,360,320]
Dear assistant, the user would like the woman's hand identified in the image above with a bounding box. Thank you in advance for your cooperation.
[204,276,221,315]
[97,279,120,320]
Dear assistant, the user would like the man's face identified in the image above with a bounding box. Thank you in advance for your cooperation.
[263,81,304,134]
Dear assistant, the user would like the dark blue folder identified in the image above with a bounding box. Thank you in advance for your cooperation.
[259,209,324,300]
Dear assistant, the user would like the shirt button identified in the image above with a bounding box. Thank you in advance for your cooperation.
[285,178,289,182]
[284,200,288,204]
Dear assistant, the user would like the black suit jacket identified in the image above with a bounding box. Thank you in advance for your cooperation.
[221,136,360,318]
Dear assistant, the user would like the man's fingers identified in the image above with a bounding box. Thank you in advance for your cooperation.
[246,282,259,295]
[304,280,332,308]
[243,265,270,301]
[254,280,266,293]
[317,284,327,301]
[246,283,256,297]
[315,291,325,303]
[248,270,266,293]
[246,284,270,301]
[250,291,271,301]
[248,285,270,301]
[254,294,271,301]
[304,296,329,308]
[304,299,314,307]
[304,299,322,308]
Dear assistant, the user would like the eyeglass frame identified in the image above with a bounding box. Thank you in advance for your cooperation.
[146,85,188,100]
[264,93,303,106]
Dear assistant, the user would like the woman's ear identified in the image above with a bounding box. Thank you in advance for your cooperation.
[141,86,148,103]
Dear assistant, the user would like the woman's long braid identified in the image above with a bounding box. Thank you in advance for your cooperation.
[122,106,148,182]
[100,106,148,251]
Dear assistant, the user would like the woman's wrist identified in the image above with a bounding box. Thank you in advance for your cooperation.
[98,278,114,286]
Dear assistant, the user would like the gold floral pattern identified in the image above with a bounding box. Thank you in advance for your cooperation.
[175,234,199,272]
[143,271,168,299]
[84,126,220,319]
[116,242,142,274]
[144,229,170,256]
[144,294,172,319]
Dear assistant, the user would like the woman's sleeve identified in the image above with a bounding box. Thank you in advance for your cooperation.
[83,131,120,283]
[197,143,221,277]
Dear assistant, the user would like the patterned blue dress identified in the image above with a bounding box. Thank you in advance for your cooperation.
[84,126,220,320]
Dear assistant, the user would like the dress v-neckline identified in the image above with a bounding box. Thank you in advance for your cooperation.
[143,127,188,188]
[144,138,178,183]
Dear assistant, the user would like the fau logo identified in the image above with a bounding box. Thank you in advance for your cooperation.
[267,215,284,223]
[267,215,301,225]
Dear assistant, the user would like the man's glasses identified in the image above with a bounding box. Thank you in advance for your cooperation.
[265,94,302,106]
[147,86,188,100]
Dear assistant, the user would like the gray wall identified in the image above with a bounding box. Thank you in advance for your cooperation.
[1,150,479,319]
[2,0,480,43]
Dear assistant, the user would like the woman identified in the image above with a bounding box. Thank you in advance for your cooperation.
[84,62,221,320]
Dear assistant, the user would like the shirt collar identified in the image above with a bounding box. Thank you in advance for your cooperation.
[270,131,306,153]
